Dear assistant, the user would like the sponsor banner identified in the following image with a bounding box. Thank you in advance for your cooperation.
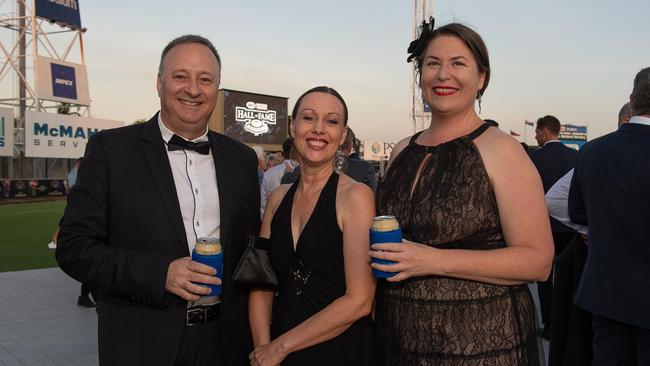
[25,111,123,158]
[0,179,66,200]
[362,140,395,161]
[560,124,587,141]
[36,56,90,105]
[0,107,14,157]
[34,0,82,30]
[221,90,288,145]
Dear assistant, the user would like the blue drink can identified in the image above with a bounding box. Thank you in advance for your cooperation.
[191,237,223,296]
[370,215,402,278]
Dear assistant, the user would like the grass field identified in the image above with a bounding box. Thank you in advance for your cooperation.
[0,200,66,272]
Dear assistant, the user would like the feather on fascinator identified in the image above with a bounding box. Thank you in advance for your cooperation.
[407,16,435,63]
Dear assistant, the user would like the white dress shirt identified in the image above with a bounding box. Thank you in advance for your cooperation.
[158,115,220,254]
[545,168,589,235]
[260,159,297,216]
[629,116,650,126]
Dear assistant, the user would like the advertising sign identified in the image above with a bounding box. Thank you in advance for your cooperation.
[0,179,66,200]
[36,56,90,105]
[34,0,82,30]
[0,107,14,157]
[362,140,395,161]
[560,124,588,150]
[211,89,288,148]
[25,111,123,159]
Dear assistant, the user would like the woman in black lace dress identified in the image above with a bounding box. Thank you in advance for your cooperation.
[248,87,376,366]
[369,20,554,365]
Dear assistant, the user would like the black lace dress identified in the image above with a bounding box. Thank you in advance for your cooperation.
[269,172,374,365]
[375,124,542,365]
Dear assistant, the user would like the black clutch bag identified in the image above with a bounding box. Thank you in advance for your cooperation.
[233,236,278,289]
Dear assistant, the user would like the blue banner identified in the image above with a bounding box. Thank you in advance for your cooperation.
[51,63,77,100]
[35,0,82,29]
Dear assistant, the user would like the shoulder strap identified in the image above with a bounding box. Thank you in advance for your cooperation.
[409,131,425,144]
[467,123,491,140]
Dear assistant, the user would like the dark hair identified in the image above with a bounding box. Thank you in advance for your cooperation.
[631,67,650,116]
[282,138,294,158]
[342,127,355,149]
[408,19,490,98]
[536,115,561,135]
[618,102,633,126]
[291,86,349,125]
[158,34,221,76]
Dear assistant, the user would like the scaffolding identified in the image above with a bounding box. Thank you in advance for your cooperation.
[0,0,88,178]
[410,0,434,134]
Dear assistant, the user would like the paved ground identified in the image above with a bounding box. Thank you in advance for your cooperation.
[0,268,98,366]
[0,268,549,365]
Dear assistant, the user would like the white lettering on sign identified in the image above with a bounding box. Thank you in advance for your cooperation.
[47,0,78,10]
[54,78,74,86]
[235,101,277,136]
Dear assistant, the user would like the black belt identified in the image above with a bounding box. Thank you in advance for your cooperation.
[186,303,221,327]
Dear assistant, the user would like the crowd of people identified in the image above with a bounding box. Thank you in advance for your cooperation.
[53,17,649,366]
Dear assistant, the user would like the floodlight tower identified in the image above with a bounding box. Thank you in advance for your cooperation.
[0,0,88,178]
[410,0,434,133]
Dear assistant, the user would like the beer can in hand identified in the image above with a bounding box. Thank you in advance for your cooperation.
[191,237,223,296]
[370,216,402,278]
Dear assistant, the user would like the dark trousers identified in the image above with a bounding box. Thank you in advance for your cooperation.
[548,234,592,366]
[538,231,574,325]
[174,317,227,366]
[81,282,100,301]
[592,315,650,366]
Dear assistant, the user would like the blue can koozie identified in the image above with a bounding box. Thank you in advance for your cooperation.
[370,216,402,278]
[191,238,223,296]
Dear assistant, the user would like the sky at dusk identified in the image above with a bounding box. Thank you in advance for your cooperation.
[9,0,650,145]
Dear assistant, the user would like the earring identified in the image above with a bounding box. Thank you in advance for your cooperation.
[333,148,347,175]
[477,92,483,114]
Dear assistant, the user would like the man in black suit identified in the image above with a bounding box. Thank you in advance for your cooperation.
[56,35,259,366]
[569,67,650,365]
[341,128,377,191]
[530,115,577,338]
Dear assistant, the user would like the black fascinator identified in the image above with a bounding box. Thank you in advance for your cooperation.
[407,16,435,63]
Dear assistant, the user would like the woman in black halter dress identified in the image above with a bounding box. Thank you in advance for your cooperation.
[369,20,553,365]
[248,87,376,366]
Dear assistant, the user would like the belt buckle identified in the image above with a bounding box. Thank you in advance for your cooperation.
[186,307,207,327]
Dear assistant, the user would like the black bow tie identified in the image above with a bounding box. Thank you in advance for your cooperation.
[167,134,211,155]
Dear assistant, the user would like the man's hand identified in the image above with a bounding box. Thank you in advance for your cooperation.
[165,257,221,301]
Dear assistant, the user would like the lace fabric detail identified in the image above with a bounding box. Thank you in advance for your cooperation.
[375,126,541,365]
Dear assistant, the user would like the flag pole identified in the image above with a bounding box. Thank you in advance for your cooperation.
[524,120,527,144]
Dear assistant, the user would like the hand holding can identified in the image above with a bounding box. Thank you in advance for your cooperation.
[191,238,223,296]
[370,216,402,278]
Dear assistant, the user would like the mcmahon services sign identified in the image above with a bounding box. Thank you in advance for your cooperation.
[25,111,123,159]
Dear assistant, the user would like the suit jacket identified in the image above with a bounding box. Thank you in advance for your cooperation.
[345,157,378,192]
[530,141,577,233]
[56,116,260,366]
[549,235,592,366]
[568,122,650,329]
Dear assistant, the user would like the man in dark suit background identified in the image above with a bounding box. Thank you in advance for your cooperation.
[341,128,377,191]
[530,115,577,338]
[56,35,259,366]
[568,67,650,365]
